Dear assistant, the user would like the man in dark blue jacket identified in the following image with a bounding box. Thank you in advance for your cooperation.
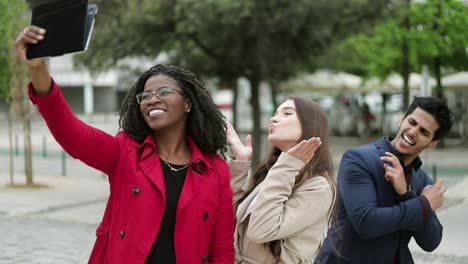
[315,97,454,264]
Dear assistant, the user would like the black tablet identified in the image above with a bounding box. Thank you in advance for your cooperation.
[26,0,98,59]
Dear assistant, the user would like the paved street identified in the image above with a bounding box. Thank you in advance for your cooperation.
[0,114,467,263]
[0,216,96,264]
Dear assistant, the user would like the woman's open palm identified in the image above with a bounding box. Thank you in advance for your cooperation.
[226,123,252,161]
[287,137,321,164]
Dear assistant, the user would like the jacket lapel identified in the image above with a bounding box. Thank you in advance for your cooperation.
[237,187,261,224]
[177,138,210,215]
[177,169,201,215]
[138,136,166,197]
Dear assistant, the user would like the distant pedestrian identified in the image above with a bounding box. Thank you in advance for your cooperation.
[15,26,234,264]
[360,101,374,140]
[227,97,336,263]
[315,96,454,263]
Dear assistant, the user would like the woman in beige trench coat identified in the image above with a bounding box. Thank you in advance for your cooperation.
[227,97,336,264]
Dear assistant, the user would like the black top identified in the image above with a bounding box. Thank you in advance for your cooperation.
[145,159,188,264]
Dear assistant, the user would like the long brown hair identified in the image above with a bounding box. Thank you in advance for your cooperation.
[238,96,336,261]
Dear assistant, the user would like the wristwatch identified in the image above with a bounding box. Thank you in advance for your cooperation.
[396,185,417,202]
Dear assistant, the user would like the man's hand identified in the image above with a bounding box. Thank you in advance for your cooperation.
[421,179,446,210]
[380,152,407,195]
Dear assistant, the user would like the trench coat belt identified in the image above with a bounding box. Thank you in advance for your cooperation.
[235,254,263,264]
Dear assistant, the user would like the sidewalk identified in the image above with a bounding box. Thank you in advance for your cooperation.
[0,173,108,224]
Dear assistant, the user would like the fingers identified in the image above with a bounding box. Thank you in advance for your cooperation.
[226,123,252,161]
[434,180,445,195]
[226,123,240,145]
[245,134,252,148]
[297,137,321,154]
[15,26,47,63]
[381,152,404,183]
[383,164,400,183]
[21,26,46,44]
[380,152,401,169]
[440,186,446,195]
[227,122,252,147]
[434,179,444,187]
[423,181,446,210]
[426,180,445,193]
[307,137,322,153]
[287,137,321,163]
[383,164,391,181]
[226,122,235,135]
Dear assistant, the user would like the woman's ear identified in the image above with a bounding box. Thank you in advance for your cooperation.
[185,99,192,113]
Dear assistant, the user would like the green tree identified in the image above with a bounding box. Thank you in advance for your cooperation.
[411,0,468,99]
[0,0,13,99]
[77,0,392,167]
[325,0,468,108]
[0,0,34,186]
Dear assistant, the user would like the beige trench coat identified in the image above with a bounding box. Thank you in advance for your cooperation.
[229,153,333,264]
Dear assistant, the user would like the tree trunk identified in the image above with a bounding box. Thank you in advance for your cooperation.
[23,109,33,186]
[381,93,389,135]
[432,2,445,148]
[232,79,239,128]
[8,111,14,185]
[433,56,447,146]
[270,82,278,114]
[248,76,261,170]
[433,1,443,100]
[464,93,468,146]
[401,40,410,110]
[11,54,34,186]
[401,0,411,110]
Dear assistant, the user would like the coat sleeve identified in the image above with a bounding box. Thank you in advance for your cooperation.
[339,149,429,239]
[209,158,235,263]
[245,153,333,243]
[227,158,251,205]
[410,176,443,252]
[28,80,119,175]
[411,203,443,251]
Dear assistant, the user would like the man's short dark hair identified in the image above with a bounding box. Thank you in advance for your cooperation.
[404,96,454,141]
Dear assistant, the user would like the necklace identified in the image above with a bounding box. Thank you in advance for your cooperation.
[161,159,189,172]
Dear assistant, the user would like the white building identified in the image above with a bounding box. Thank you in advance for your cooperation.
[48,55,120,113]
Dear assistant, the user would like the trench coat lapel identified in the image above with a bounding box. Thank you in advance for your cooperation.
[177,169,200,215]
[177,137,207,215]
[137,136,166,197]
[237,186,261,224]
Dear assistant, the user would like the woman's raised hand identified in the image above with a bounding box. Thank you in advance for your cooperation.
[15,26,47,68]
[287,137,321,164]
[226,123,252,161]
[14,26,51,94]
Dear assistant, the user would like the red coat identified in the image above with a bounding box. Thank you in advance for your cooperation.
[29,81,235,264]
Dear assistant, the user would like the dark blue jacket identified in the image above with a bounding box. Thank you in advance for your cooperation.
[315,137,442,264]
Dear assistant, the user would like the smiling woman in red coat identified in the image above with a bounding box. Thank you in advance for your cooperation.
[15,26,234,264]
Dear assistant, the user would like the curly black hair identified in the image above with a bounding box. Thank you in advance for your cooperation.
[118,64,227,155]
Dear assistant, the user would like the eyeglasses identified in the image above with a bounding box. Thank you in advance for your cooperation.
[136,87,184,104]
